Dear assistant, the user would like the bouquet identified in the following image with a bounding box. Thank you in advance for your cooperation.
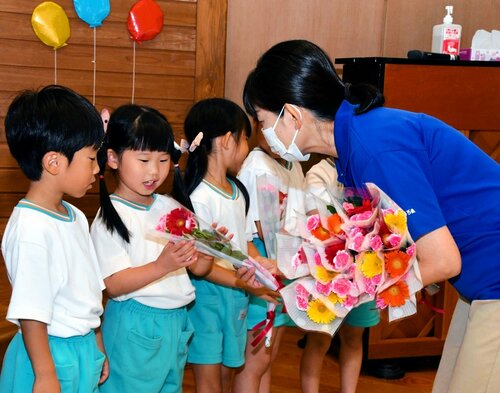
[248,173,291,347]
[279,183,422,335]
[256,173,289,259]
[147,196,279,290]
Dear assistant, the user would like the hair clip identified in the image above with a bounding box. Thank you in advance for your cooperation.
[179,139,190,153]
[178,132,204,154]
[100,108,110,132]
[188,132,204,152]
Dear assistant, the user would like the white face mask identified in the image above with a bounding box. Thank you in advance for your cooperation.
[261,104,311,162]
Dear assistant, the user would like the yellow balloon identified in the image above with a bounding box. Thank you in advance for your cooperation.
[31,2,71,49]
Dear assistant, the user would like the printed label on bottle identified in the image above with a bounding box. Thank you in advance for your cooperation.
[441,27,460,54]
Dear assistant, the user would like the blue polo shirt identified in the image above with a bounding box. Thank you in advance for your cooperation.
[334,100,500,301]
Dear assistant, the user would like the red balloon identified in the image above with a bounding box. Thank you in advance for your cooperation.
[127,0,164,43]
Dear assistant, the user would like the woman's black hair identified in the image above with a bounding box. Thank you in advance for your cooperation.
[98,104,175,243]
[243,40,384,120]
[172,98,251,214]
[5,85,104,181]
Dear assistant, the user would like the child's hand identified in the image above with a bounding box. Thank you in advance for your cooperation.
[99,356,109,384]
[211,222,234,241]
[33,373,60,393]
[253,256,278,275]
[245,285,281,304]
[236,265,262,288]
[155,240,198,275]
[189,252,214,277]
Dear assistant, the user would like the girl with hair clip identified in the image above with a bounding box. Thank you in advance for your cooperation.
[90,104,214,393]
[172,98,279,393]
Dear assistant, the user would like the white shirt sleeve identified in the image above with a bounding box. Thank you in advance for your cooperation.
[90,220,133,279]
[6,241,60,325]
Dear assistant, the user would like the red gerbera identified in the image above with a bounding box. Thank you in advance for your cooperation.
[325,241,346,264]
[345,199,372,217]
[165,208,197,236]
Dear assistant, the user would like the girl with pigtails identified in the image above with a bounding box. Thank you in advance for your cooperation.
[90,104,214,393]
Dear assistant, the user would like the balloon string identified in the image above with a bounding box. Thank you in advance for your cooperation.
[131,41,136,104]
[54,49,57,84]
[92,27,96,105]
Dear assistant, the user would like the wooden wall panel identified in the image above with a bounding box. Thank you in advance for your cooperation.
[225,0,386,107]
[383,0,500,57]
[0,0,228,359]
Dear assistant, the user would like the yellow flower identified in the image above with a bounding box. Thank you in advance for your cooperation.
[359,251,383,278]
[315,266,338,283]
[306,299,336,324]
[327,292,346,304]
[384,209,407,234]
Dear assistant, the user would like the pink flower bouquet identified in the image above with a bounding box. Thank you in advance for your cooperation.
[278,183,422,335]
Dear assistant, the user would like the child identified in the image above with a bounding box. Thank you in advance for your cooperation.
[234,131,305,393]
[90,104,213,393]
[0,85,107,392]
[173,98,278,393]
[301,158,380,393]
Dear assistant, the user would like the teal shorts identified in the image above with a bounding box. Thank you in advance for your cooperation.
[100,299,193,393]
[187,278,248,367]
[0,330,104,393]
[247,237,292,328]
[345,300,380,327]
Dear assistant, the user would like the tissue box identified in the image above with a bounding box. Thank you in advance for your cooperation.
[460,48,500,61]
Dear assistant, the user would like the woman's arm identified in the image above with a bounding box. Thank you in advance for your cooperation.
[20,319,60,393]
[415,226,461,287]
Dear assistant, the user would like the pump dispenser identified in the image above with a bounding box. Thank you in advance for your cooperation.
[432,5,462,55]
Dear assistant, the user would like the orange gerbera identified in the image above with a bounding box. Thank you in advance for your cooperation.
[311,226,331,241]
[327,213,344,235]
[378,281,409,307]
[384,250,410,278]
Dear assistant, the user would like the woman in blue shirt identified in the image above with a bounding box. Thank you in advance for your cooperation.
[243,39,500,393]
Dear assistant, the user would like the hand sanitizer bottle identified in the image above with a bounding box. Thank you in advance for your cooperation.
[431,5,462,55]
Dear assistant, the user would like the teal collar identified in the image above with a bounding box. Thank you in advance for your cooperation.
[110,193,157,211]
[17,199,75,222]
[202,178,239,200]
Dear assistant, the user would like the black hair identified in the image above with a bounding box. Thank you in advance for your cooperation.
[243,40,384,121]
[4,85,104,181]
[172,98,251,214]
[98,104,176,243]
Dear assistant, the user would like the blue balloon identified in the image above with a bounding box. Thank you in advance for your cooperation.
[73,0,110,28]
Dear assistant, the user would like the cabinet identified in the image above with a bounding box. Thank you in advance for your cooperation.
[335,57,500,359]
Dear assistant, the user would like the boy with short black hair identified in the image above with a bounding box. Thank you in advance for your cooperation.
[0,85,108,392]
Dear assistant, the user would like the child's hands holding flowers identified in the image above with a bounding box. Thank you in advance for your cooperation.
[155,240,198,274]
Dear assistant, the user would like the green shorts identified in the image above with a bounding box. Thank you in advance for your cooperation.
[345,300,380,327]
[0,330,104,393]
[100,299,193,393]
[187,278,249,368]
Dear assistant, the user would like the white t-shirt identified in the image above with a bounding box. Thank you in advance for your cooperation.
[305,158,343,211]
[238,148,305,237]
[190,179,249,270]
[91,194,195,309]
[2,200,104,338]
